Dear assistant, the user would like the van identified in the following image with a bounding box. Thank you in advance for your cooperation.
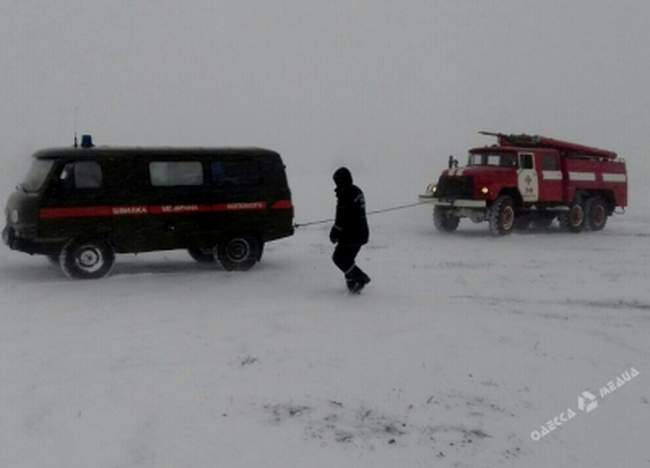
[3,139,294,278]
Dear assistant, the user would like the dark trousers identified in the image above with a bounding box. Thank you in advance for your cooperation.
[332,244,367,280]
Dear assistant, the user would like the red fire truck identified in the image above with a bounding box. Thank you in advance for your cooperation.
[419,132,628,235]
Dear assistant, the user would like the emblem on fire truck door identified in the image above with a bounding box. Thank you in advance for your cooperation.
[524,174,534,193]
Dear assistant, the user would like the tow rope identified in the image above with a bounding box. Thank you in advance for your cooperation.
[293,201,425,229]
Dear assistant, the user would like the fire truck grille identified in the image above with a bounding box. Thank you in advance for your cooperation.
[436,175,473,199]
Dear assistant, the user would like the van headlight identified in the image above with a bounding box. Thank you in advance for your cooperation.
[10,210,18,223]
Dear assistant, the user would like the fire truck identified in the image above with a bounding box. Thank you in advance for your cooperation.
[419,132,628,235]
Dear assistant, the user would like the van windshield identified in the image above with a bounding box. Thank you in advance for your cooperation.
[467,153,517,168]
[21,159,54,192]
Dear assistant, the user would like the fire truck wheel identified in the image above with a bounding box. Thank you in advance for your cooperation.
[60,238,115,279]
[188,246,216,263]
[217,235,261,271]
[558,199,586,233]
[433,207,460,233]
[488,196,515,236]
[585,196,608,231]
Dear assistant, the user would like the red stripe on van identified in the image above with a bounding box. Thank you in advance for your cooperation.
[39,202,271,220]
[271,200,293,209]
[40,206,115,219]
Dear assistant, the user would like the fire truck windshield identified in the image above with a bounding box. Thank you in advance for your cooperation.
[467,153,517,168]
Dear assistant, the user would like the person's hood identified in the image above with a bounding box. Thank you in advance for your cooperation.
[333,167,353,187]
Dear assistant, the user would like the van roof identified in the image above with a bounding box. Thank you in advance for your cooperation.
[33,147,281,160]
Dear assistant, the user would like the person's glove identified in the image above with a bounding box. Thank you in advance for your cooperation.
[329,226,340,244]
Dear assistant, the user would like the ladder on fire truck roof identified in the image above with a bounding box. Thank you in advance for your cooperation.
[478,131,617,160]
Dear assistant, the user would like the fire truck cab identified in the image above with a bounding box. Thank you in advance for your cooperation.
[419,132,628,235]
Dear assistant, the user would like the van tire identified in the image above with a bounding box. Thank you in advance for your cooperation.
[488,196,515,236]
[60,238,115,279]
[585,196,608,231]
[558,198,586,233]
[217,236,261,271]
[188,246,215,263]
[433,207,460,233]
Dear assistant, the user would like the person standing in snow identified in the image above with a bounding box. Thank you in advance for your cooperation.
[329,167,371,293]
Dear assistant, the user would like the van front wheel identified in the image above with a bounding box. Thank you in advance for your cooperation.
[217,236,261,271]
[60,238,115,279]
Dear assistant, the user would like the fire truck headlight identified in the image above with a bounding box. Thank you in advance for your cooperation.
[432,185,437,194]
[11,209,19,223]
[481,187,489,195]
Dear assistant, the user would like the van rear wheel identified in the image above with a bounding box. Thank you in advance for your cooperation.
[217,236,261,271]
[60,238,115,279]
[188,246,215,263]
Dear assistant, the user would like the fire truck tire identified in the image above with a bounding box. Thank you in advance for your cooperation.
[59,238,115,279]
[585,196,608,231]
[217,235,261,271]
[558,199,586,233]
[433,207,460,233]
[488,196,515,236]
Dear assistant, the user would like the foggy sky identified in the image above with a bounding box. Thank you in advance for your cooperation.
[1,0,649,212]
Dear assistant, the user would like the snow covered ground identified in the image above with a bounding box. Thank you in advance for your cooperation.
[1,188,648,467]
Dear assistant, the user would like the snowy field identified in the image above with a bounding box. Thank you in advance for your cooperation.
[2,2,650,466]
[1,193,648,467]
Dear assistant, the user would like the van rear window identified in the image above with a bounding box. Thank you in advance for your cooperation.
[150,161,204,186]
[211,160,261,187]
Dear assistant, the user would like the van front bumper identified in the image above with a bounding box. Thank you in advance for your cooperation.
[418,195,486,208]
[3,225,62,255]
[2,225,13,247]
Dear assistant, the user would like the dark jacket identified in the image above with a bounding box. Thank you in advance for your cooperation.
[332,168,369,245]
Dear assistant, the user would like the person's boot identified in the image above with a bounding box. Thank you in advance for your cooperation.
[346,266,371,294]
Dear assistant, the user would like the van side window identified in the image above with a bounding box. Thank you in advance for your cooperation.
[150,161,204,186]
[542,154,559,171]
[60,161,103,189]
[211,160,261,187]
[519,154,534,170]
